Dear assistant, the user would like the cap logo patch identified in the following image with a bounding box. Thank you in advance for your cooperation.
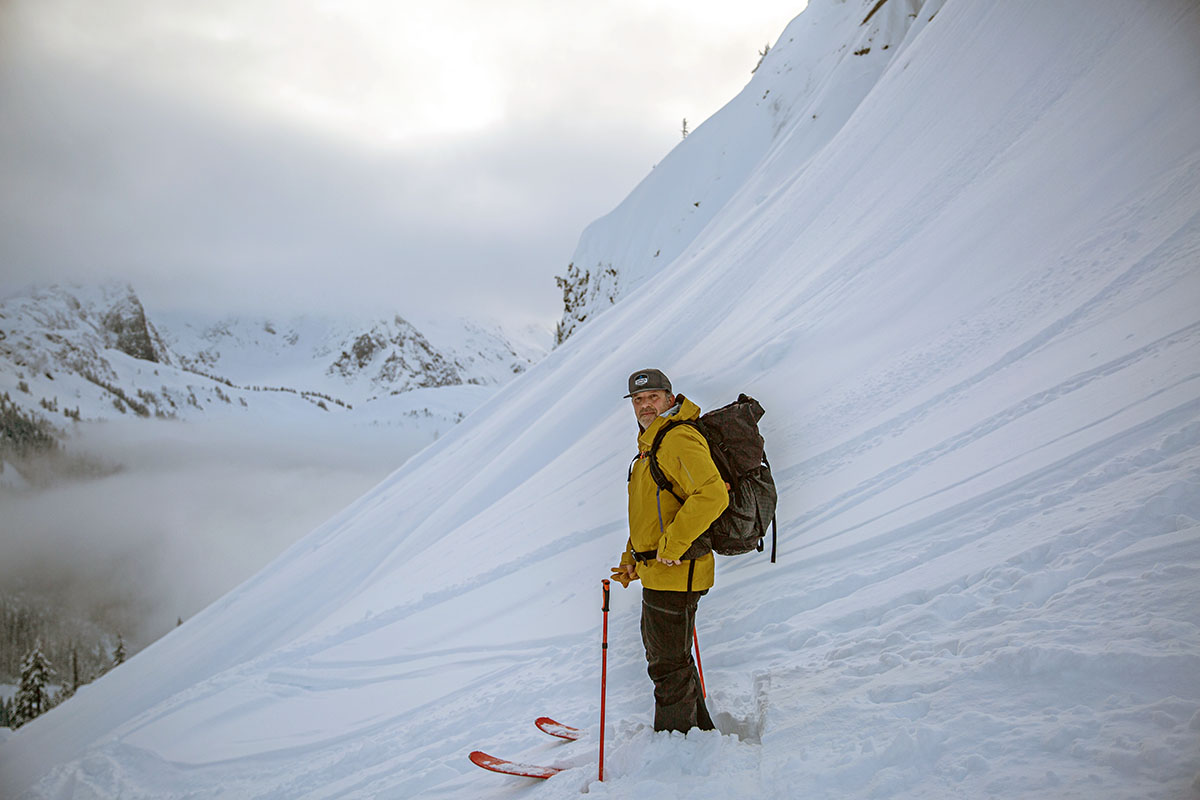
[634,374,649,387]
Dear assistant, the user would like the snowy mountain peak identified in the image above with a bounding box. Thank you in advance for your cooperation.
[326,315,465,396]
[158,308,549,405]
[0,282,173,383]
[0,283,551,485]
[98,287,172,366]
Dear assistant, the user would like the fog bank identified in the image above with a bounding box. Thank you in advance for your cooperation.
[0,417,432,648]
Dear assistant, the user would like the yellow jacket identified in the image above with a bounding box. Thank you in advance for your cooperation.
[622,396,729,591]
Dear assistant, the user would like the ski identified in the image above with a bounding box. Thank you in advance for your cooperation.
[535,716,582,741]
[468,750,562,779]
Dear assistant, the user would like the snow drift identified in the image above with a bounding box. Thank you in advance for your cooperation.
[3,0,1199,797]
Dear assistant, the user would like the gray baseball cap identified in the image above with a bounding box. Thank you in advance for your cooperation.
[624,368,672,398]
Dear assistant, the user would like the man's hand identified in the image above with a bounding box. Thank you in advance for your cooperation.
[655,555,682,566]
[611,564,638,588]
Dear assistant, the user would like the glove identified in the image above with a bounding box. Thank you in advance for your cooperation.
[610,565,638,588]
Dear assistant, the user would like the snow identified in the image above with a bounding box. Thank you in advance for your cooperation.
[0,283,550,439]
[155,310,548,405]
[3,0,1200,798]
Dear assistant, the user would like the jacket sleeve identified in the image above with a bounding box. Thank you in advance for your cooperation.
[657,426,729,561]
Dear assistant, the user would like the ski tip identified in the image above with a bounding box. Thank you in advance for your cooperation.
[535,716,583,741]
[469,750,562,779]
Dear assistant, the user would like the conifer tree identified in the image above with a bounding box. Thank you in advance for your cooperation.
[13,644,53,727]
[113,632,127,666]
[59,644,80,699]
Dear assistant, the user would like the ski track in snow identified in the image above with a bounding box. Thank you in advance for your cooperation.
[4,0,1200,798]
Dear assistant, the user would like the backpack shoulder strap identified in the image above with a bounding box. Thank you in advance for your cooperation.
[648,420,703,503]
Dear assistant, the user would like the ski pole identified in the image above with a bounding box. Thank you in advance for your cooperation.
[600,578,610,782]
[693,626,706,698]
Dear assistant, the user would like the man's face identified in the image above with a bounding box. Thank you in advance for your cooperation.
[631,390,675,430]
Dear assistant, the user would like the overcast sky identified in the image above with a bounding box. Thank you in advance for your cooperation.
[0,0,806,326]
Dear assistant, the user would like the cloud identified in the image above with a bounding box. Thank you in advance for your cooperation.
[0,0,805,322]
[0,418,429,647]
[0,48,654,321]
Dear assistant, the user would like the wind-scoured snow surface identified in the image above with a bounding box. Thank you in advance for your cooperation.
[5,0,1200,797]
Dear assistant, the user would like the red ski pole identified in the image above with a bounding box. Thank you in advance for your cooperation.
[693,626,706,698]
[600,579,610,782]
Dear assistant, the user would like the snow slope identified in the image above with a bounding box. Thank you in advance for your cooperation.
[4,0,1200,797]
[555,0,939,340]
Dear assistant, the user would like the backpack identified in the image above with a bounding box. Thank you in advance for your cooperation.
[647,394,778,562]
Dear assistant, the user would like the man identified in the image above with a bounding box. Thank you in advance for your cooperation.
[612,368,728,734]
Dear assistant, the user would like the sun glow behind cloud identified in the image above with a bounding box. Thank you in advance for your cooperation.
[7,0,512,146]
[0,0,806,319]
[216,4,514,145]
[7,0,805,147]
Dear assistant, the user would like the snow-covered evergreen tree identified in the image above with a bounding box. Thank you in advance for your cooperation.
[13,644,53,728]
[113,633,127,666]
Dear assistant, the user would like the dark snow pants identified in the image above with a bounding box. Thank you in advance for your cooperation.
[641,588,715,734]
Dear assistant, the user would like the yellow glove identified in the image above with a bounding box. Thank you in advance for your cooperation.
[610,565,638,588]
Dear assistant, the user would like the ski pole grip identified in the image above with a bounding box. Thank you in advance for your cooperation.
[602,578,610,611]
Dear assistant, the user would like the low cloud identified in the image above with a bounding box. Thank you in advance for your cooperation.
[0,418,430,648]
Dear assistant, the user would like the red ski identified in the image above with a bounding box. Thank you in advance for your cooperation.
[469,750,562,779]
[535,716,582,741]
